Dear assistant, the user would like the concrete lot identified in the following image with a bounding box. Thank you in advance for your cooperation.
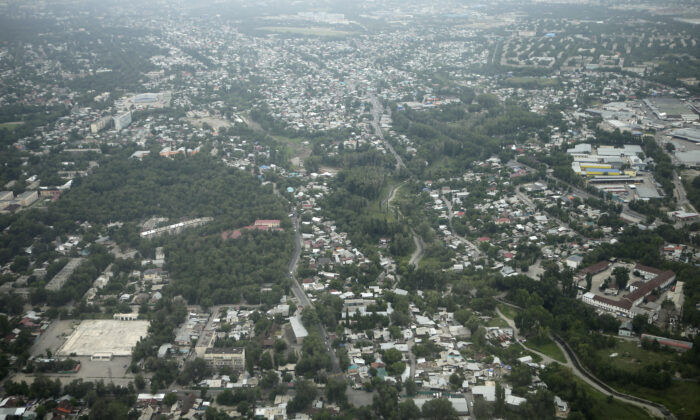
[58,320,150,357]
[30,320,77,357]
[588,262,636,296]
[12,356,138,387]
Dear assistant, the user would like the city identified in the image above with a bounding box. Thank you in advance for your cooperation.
[0,0,699,419]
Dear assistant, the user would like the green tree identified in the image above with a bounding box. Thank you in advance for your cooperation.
[398,399,421,419]
[134,374,146,391]
[163,392,178,406]
[612,267,630,290]
[421,398,458,420]
[404,379,418,396]
[326,377,347,405]
[287,380,316,413]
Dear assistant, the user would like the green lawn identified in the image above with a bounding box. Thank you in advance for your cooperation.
[0,121,24,130]
[620,381,700,420]
[497,303,519,320]
[486,317,509,328]
[597,339,680,373]
[580,376,654,420]
[594,339,700,419]
[525,336,567,364]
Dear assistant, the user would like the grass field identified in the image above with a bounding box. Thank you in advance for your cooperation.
[503,77,560,88]
[497,303,519,320]
[621,381,700,420]
[258,26,351,37]
[597,339,680,373]
[593,338,700,419]
[526,336,567,363]
[0,121,24,130]
[578,375,654,420]
[486,317,509,328]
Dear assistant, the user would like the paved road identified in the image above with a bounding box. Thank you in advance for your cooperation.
[495,306,561,365]
[441,194,483,259]
[288,212,342,376]
[369,94,405,171]
[409,235,425,266]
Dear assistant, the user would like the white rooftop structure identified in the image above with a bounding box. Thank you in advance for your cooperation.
[290,314,308,340]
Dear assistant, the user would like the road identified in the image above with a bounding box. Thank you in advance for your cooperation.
[385,181,424,267]
[495,306,560,365]
[671,168,697,213]
[495,300,672,419]
[409,235,425,266]
[514,190,585,240]
[369,94,405,171]
[288,212,342,376]
[440,194,484,259]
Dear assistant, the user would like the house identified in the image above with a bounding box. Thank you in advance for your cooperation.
[566,255,583,270]
[290,314,308,344]
[618,321,633,337]
[554,396,569,417]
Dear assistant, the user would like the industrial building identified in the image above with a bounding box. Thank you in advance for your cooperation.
[670,128,700,143]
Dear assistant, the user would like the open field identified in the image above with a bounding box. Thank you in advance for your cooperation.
[186,117,232,131]
[273,135,312,169]
[0,121,24,130]
[257,26,352,37]
[598,339,681,373]
[12,356,137,387]
[486,317,509,328]
[593,338,699,419]
[624,381,700,420]
[526,336,567,363]
[503,77,560,88]
[570,371,654,420]
[497,303,519,320]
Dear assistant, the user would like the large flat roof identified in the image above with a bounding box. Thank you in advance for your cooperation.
[290,315,308,338]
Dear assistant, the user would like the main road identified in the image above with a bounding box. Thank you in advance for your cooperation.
[369,94,405,171]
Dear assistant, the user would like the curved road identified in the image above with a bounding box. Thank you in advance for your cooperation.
[386,181,424,267]
[495,300,672,419]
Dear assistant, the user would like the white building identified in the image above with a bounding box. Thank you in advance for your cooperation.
[113,111,132,131]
